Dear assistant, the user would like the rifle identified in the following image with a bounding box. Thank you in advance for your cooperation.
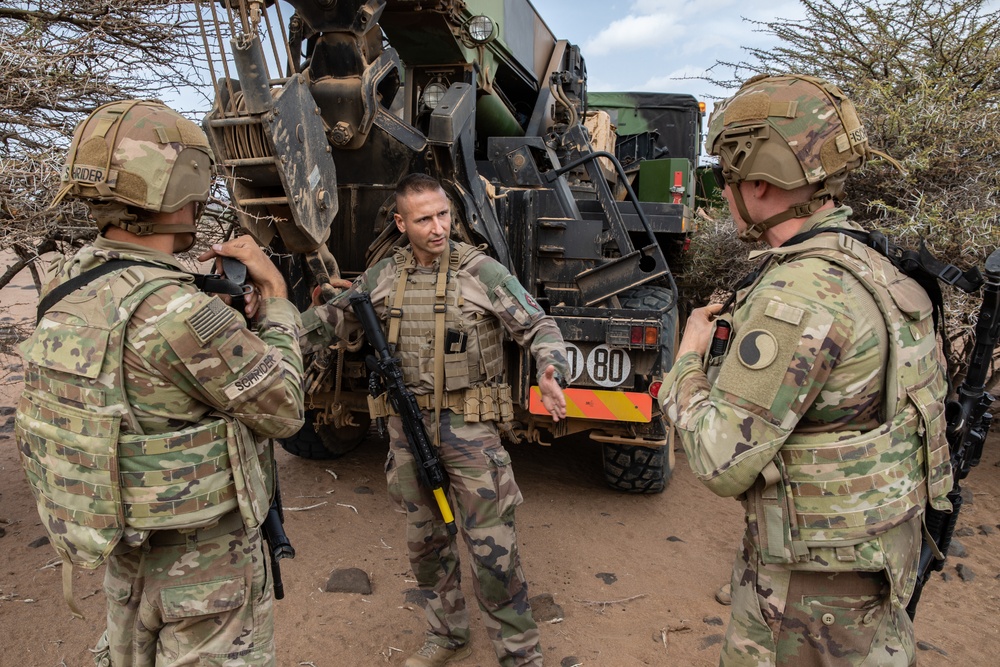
[349,292,458,536]
[907,248,1000,618]
[216,258,296,599]
[261,474,295,600]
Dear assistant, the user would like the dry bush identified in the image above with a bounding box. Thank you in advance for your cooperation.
[700,0,1000,389]
[0,1,209,292]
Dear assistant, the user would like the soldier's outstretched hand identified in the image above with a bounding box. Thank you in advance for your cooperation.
[539,364,567,422]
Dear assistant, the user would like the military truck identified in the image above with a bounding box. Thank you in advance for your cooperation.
[195,0,702,493]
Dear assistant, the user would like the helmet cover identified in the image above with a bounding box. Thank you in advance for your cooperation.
[56,100,214,234]
[707,74,869,193]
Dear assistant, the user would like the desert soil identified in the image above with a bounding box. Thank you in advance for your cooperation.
[1,264,999,667]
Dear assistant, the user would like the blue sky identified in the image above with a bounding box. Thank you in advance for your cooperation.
[529,0,806,107]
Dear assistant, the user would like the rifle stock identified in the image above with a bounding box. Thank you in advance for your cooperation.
[349,292,458,536]
[907,248,1000,618]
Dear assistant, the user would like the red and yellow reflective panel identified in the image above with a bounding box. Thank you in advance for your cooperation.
[529,387,652,422]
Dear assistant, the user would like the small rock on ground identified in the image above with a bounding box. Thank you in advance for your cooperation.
[529,593,564,623]
[324,567,372,594]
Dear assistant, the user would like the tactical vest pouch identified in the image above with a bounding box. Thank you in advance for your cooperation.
[219,413,272,530]
[15,391,124,569]
[749,460,810,565]
[443,328,472,392]
[118,417,238,530]
[462,384,514,423]
[368,384,513,423]
[368,392,391,419]
[908,376,952,511]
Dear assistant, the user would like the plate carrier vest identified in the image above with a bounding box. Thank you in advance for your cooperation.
[736,231,953,569]
[15,263,271,614]
[367,242,511,428]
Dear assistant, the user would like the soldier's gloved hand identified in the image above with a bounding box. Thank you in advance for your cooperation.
[538,364,567,422]
[677,303,724,358]
[310,279,353,306]
[199,238,288,314]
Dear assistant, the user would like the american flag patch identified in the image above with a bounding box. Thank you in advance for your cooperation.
[186,299,237,346]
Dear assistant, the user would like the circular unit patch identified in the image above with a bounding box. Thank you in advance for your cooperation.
[737,330,778,370]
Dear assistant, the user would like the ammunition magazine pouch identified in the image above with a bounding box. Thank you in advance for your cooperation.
[367,384,514,424]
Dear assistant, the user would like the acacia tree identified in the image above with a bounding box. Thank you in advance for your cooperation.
[0,1,211,295]
[694,0,1000,386]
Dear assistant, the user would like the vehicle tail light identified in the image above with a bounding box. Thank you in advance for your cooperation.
[648,380,662,397]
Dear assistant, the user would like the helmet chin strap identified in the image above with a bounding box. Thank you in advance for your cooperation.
[728,182,832,243]
[90,201,200,252]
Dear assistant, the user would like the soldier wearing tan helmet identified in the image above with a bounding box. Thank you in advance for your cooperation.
[658,75,951,665]
[15,100,305,666]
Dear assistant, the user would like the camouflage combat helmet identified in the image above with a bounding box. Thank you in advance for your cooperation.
[707,74,871,241]
[52,99,214,237]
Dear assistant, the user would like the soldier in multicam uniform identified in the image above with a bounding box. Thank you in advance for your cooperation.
[301,173,568,667]
[658,75,953,666]
[14,100,305,666]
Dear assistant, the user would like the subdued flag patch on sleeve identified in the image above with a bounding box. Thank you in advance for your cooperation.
[186,298,237,346]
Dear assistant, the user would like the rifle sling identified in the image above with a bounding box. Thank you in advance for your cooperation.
[36,259,248,326]
[36,259,163,325]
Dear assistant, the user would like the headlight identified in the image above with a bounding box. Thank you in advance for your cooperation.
[421,81,448,110]
[466,15,496,44]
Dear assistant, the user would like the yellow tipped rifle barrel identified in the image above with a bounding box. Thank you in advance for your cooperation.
[432,487,458,535]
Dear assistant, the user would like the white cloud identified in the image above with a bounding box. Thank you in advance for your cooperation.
[583,14,679,55]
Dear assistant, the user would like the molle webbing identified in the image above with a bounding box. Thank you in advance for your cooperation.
[118,418,238,528]
[385,244,505,393]
[781,408,927,545]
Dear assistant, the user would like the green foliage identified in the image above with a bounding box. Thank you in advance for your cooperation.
[699,0,1000,387]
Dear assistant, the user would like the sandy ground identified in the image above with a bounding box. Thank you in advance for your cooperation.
[2,264,999,667]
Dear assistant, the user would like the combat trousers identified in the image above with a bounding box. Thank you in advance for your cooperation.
[386,410,543,667]
[720,534,916,667]
[93,511,275,667]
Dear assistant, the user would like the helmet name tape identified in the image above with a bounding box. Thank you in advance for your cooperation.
[71,165,117,187]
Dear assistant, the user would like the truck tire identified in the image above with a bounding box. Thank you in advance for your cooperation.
[602,441,672,493]
[280,409,371,460]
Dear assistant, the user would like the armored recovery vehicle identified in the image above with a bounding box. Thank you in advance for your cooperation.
[195,0,702,493]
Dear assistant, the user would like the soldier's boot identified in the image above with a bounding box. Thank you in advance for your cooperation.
[714,583,732,606]
[404,641,473,667]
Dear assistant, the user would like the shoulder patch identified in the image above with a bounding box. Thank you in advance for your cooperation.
[186,298,237,346]
[737,330,778,370]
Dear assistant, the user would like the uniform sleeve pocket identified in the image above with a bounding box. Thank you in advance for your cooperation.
[160,576,246,621]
